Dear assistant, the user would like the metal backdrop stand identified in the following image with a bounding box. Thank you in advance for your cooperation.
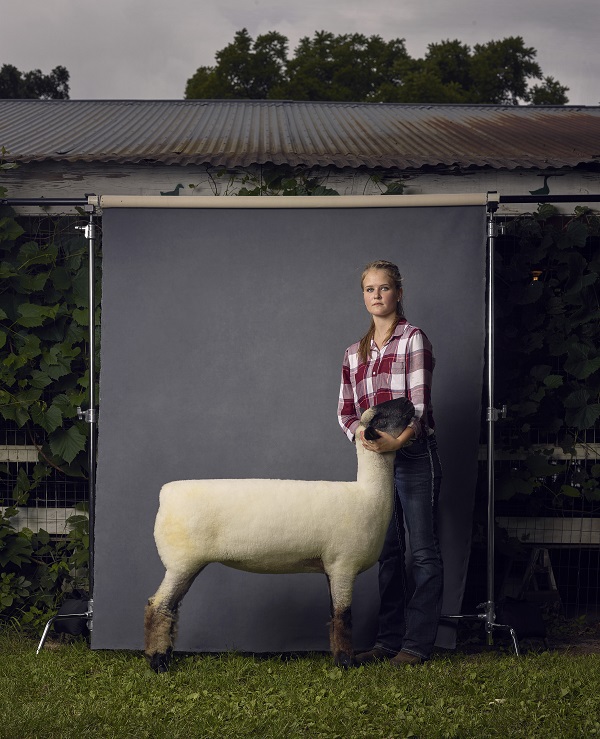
[441,193,520,654]
[37,201,97,653]
[4,192,600,655]
[0,197,97,652]
[34,201,96,652]
[442,191,600,654]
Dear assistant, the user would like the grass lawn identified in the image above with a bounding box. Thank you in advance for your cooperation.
[1,630,599,738]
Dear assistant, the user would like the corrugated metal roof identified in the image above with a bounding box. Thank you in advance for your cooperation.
[1,99,599,170]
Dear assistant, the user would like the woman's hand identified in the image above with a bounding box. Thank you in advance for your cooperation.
[360,426,415,453]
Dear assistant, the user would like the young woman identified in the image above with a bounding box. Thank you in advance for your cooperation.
[338,260,443,665]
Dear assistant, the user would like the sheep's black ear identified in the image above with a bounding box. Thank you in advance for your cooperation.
[363,427,381,441]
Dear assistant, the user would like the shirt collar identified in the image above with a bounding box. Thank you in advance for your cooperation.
[369,319,408,350]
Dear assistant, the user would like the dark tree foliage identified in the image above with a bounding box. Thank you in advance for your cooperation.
[185,30,568,105]
[0,64,70,100]
[284,32,410,102]
[185,29,288,100]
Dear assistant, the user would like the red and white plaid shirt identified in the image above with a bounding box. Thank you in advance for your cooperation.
[337,319,436,441]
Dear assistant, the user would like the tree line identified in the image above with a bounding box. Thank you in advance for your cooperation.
[1,31,568,105]
[185,30,568,105]
[0,64,69,99]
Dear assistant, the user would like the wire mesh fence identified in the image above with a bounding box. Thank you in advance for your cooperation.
[0,212,91,536]
[465,210,600,619]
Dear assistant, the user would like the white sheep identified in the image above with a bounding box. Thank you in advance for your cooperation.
[144,397,415,672]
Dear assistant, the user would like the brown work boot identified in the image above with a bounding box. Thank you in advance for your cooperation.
[389,650,424,667]
[354,647,396,665]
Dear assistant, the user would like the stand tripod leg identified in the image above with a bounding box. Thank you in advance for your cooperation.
[440,613,521,655]
[36,610,93,655]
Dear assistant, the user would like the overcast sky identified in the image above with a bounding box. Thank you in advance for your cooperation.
[1,0,597,105]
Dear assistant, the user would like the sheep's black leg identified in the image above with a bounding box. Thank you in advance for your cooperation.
[144,568,202,673]
[326,573,355,667]
[330,607,354,667]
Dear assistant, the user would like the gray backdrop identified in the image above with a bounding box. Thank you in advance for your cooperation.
[93,203,487,652]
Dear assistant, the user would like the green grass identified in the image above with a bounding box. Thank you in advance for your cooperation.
[1,631,599,738]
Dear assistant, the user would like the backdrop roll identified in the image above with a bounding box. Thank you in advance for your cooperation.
[93,202,486,652]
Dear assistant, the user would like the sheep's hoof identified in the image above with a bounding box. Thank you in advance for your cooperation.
[148,650,171,673]
[334,651,354,669]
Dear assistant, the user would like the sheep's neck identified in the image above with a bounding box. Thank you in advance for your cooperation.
[355,442,396,496]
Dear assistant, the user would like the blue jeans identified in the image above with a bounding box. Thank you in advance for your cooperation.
[374,435,443,660]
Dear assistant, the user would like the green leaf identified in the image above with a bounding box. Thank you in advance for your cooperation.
[72,307,89,325]
[15,467,31,494]
[515,401,539,417]
[40,350,73,381]
[15,333,41,361]
[383,181,405,195]
[564,355,600,380]
[558,220,589,249]
[496,474,536,500]
[18,272,49,293]
[0,330,6,350]
[530,365,552,381]
[51,266,71,291]
[28,370,53,389]
[30,402,63,433]
[543,374,563,388]
[16,302,59,327]
[536,204,558,221]
[0,218,24,242]
[0,402,30,427]
[560,484,581,498]
[565,403,600,430]
[309,185,339,196]
[3,352,27,371]
[0,261,17,279]
[51,392,80,417]
[524,454,558,477]
[49,425,87,464]
[563,388,590,408]
[18,241,55,264]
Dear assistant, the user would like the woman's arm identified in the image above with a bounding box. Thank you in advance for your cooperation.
[337,349,361,441]
[360,424,415,453]
[405,328,434,438]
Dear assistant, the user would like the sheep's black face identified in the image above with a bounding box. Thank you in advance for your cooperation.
[362,398,415,441]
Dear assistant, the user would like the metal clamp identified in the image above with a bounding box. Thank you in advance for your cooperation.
[77,407,97,424]
[487,404,507,422]
[75,223,96,240]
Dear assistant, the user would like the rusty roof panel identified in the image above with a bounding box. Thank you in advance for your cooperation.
[0,99,599,170]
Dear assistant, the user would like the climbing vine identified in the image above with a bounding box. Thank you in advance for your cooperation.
[494,205,600,511]
[0,184,98,631]
[190,163,405,197]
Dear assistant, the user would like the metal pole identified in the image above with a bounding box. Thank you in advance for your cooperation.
[485,208,497,644]
[76,210,97,622]
[440,195,519,654]
[86,211,97,613]
[0,197,90,207]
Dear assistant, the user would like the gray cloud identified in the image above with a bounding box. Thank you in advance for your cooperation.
[0,0,597,104]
